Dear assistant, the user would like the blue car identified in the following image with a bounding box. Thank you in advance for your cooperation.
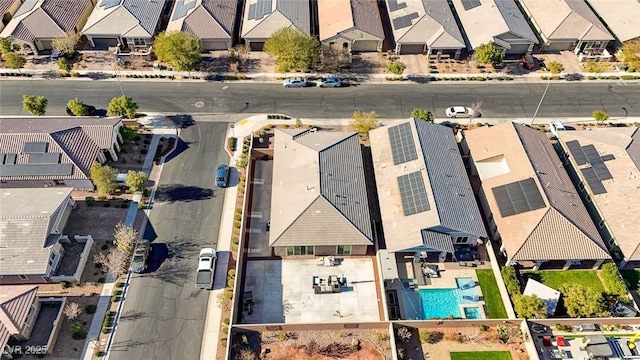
[216,164,229,187]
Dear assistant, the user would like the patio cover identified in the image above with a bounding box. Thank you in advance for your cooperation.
[523,279,560,315]
[584,335,613,358]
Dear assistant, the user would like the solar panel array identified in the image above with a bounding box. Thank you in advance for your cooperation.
[23,142,48,153]
[492,178,545,217]
[388,122,418,165]
[565,140,612,195]
[248,0,272,20]
[101,0,122,10]
[397,171,430,216]
[4,154,16,165]
[392,12,419,30]
[0,164,73,176]
[566,140,587,165]
[461,0,481,11]
[28,153,61,164]
[388,0,407,11]
[171,0,197,20]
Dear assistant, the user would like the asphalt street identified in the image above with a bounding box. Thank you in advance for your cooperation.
[0,80,638,118]
[108,121,228,360]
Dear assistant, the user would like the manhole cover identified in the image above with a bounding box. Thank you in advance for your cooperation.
[194,101,205,108]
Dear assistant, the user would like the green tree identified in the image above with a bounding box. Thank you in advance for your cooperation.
[108,96,138,119]
[264,27,321,72]
[67,98,89,116]
[4,52,24,70]
[57,57,72,72]
[126,170,148,193]
[501,265,521,296]
[153,31,202,71]
[0,37,12,55]
[411,108,434,122]
[52,32,80,56]
[22,95,47,116]
[514,294,547,319]
[560,284,607,318]
[592,109,609,125]
[113,222,138,255]
[90,162,118,195]
[547,61,564,74]
[600,262,628,297]
[351,110,379,140]
[387,61,406,77]
[474,42,504,66]
[619,39,640,72]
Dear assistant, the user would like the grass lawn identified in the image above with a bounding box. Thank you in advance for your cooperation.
[621,270,640,290]
[476,269,508,318]
[450,351,512,360]
[523,270,605,294]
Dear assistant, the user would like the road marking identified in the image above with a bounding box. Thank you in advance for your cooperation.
[239,118,248,125]
[194,101,205,108]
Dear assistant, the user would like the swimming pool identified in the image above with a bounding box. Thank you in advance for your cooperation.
[464,307,482,319]
[418,277,482,319]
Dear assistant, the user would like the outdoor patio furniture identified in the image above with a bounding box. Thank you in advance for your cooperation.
[556,336,567,347]
[543,336,552,346]
[243,291,254,315]
[459,281,476,290]
[462,295,481,302]
[317,256,336,266]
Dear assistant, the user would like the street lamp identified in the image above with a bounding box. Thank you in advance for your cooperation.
[530,72,551,125]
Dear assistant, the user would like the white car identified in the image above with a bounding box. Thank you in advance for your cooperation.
[282,77,307,88]
[549,121,566,138]
[445,106,475,118]
[316,77,341,88]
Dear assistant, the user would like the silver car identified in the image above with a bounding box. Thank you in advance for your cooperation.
[316,77,341,88]
[130,240,150,273]
[282,77,307,88]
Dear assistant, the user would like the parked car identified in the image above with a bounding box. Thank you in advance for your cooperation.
[195,248,217,290]
[521,53,535,69]
[445,106,475,118]
[316,77,341,88]
[549,121,567,138]
[131,240,151,273]
[216,164,229,187]
[282,77,307,88]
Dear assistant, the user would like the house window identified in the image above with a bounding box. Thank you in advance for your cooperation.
[132,38,146,47]
[286,246,314,256]
[609,238,617,246]
[598,220,606,228]
[337,245,351,255]
[48,253,55,268]
[18,275,28,280]
[455,237,469,243]
[586,194,592,203]
[579,182,585,192]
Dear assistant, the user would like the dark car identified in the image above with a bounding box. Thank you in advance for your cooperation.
[521,53,535,69]
[130,240,151,273]
[216,164,230,187]
[66,105,97,116]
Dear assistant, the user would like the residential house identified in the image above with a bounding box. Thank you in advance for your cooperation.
[81,0,167,51]
[0,0,24,33]
[166,0,237,51]
[0,117,123,190]
[369,120,487,261]
[318,0,384,53]
[0,0,96,55]
[0,286,40,354]
[584,0,640,45]
[451,0,538,55]
[385,0,465,57]
[463,122,611,270]
[0,188,75,283]
[518,0,614,60]
[555,127,640,268]
[269,128,373,257]
[240,0,310,51]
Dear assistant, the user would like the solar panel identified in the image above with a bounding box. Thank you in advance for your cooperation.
[4,153,16,165]
[397,171,430,216]
[592,163,612,180]
[248,0,272,20]
[581,167,606,195]
[388,0,407,11]
[492,178,545,217]
[171,0,197,20]
[461,0,481,11]
[392,12,419,30]
[389,122,418,165]
[565,140,588,165]
[28,153,61,164]
[101,0,122,10]
[23,142,48,153]
[14,0,38,18]
[0,164,73,176]
[582,144,602,164]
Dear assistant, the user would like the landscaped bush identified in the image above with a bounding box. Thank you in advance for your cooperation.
[85,305,97,314]
[587,76,596,80]
[103,202,111,207]
[234,221,241,229]
[102,328,110,334]
[85,197,95,206]
[232,236,239,245]
[601,262,629,297]
[72,331,87,340]
[228,137,237,151]
[228,269,236,278]
[223,318,230,325]
[116,282,123,288]
[501,265,521,296]
[111,295,118,302]
[621,75,639,80]
[60,281,70,289]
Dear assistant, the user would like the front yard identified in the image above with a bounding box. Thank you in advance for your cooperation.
[476,269,508,319]
[451,351,513,360]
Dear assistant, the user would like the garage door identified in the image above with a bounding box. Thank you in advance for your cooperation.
[352,40,379,52]
[399,44,425,54]
[249,42,264,51]
[36,39,53,51]
[91,37,119,49]
[201,40,228,51]
[506,44,531,55]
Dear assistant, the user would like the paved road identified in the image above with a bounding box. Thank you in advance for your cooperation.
[1,80,638,118]
[109,121,228,360]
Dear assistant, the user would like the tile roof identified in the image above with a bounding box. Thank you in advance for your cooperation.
[558,128,640,262]
[386,0,465,49]
[0,0,21,17]
[0,285,39,352]
[0,117,120,181]
[0,188,73,275]
[451,0,538,49]
[166,0,236,40]
[269,129,373,247]
[241,0,310,39]
[465,122,610,263]
[519,0,613,42]
[318,0,384,42]
[0,0,92,42]
[585,0,640,42]
[370,120,486,253]
[82,0,166,38]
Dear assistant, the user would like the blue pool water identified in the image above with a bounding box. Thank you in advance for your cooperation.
[464,307,482,319]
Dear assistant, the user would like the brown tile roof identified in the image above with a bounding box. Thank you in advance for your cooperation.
[168,0,236,40]
[318,0,384,41]
[0,285,39,351]
[465,122,610,263]
[0,0,21,18]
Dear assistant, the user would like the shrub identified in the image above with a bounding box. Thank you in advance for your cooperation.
[70,321,83,334]
[103,202,111,207]
[278,331,288,341]
[220,338,227,346]
[587,76,596,80]
[234,221,241,229]
[225,290,233,299]
[419,329,431,343]
[478,324,488,331]
[101,243,109,250]
[227,279,235,287]
[61,281,70,289]
[228,137,237,151]
[621,75,638,80]
[102,328,110,334]
[228,269,236,278]
[601,262,628,297]
[72,331,87,340]
[222,326,229,334]
[116,281,123,288]
[111,295,118,302]
[85,197,95,206]
[140,149,148,155]
[223,318,230,325]
[85,305,97,314]
[232,236,239,245]
[502,265,521,296]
